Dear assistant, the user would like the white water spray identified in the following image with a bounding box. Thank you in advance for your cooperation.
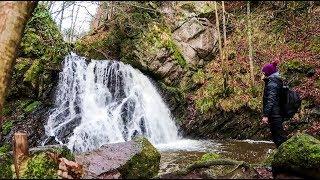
[44,53,179,152]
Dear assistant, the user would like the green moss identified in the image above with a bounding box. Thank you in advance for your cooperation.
[200,153,221,162]
[309,35,320,53]
[282,59,313,73]
[195,75,224,113]
[272,133,320,178]
[165,39,186,68]
[0,143,11,155]
[51,146,75,161]
[0,105,13,116]
[201,2,215,14]
[316,79,320,88]
[159,82,185,102]
[196,97,215,113]
[24,101,41,113]
[15,59,30,72]
[281,60,314,87]
[262,149,277,166]
[120,136,161,179]
[2,120,13,135]
[0,153,13,179]
[180,2,196,12]
[23,59,43,86]
[21,4,69,64]
[18,99,34,109]
[20,152,58,179]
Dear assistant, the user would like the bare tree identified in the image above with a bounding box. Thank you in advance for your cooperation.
[59,1,66,30]
[222,1,229,94]
[0,1,37,116]
[71,4,80,41]
[215,1,227,93]
[247,1,255,87]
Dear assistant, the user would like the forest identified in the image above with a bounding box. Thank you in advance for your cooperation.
[0,1,319,179]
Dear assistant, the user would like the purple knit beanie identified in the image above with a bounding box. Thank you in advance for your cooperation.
[262,61,278,77]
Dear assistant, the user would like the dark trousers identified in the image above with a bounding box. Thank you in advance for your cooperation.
[269,117,287,147]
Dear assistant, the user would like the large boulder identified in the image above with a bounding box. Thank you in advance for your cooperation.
[272,133,320,178]
[75,136,161,179]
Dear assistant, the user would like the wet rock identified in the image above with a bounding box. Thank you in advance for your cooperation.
[272,133,320,179]
[75,136,161,179]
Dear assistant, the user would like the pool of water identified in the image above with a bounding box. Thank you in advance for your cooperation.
[155,139,276,175]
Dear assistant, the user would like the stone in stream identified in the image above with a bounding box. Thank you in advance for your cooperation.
[75,136,161,179]
[272,133,320,179]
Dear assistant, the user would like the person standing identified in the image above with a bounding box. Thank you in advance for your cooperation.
[261,61,287,147]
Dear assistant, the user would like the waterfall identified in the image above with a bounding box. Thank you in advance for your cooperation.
[44,53,179,152]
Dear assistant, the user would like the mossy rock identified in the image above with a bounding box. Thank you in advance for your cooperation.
[200,153,221,162]
[19,152,59,179]
[262,149,277,167]
[272,133,320,178]
[0,153,13,179]
[119,136,161,179]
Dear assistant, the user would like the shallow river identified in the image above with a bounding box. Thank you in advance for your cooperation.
[155,139,275,175]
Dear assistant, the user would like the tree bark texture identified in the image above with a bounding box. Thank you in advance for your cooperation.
[247,1,255,87]
[13,132,29,178]
[0,1,37,112]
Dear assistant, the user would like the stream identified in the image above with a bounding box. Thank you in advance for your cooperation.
[43,53,275,177]
[156,139,275,175]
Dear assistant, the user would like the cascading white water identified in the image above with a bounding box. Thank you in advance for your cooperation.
[44,53,179,152]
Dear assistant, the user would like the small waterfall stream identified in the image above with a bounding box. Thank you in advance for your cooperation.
[44,53,179,152]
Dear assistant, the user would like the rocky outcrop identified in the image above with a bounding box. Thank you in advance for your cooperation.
[173,17,218,68]
[75,136,161,179]
[272,133,320,178]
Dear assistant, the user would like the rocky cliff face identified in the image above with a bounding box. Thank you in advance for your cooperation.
[75,1,320,140]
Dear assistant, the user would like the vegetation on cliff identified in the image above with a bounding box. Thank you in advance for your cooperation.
[0,4,70,150]
[74,2,320,140]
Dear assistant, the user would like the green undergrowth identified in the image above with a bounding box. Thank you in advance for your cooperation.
[20,152,58,179]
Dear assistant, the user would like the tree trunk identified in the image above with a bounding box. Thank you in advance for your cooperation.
[69,3,75,42]
[222,1,229,95]
[13,132,29,178]
[59,1,66,31]
[0,1,37,112]
[247,1,255,87]
[214,1,226,92]
[71,5,80,42]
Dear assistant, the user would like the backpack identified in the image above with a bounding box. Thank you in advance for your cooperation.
[280,85,302,118]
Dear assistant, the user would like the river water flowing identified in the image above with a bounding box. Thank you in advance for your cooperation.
[43,53,275,175]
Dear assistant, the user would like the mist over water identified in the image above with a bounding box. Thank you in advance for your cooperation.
[44,53,179,152]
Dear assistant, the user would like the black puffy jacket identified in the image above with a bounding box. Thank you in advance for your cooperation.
[263,76,283,118]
